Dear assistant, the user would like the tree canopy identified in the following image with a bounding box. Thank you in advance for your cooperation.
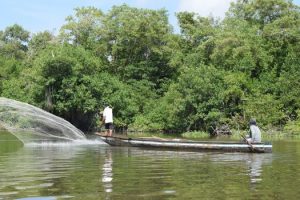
[1,1,300,134]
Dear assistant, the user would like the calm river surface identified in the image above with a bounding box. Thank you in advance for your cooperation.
[1,131,300,200]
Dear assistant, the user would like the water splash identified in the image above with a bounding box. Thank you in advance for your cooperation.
[25,139,105,147]
[0,97,86,143]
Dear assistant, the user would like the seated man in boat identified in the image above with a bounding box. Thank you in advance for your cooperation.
[102,104,114,137]
[247,118,261,143]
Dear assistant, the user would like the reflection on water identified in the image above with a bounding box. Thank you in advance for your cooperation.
[102,149,113,193]
[0,144,85,193]
[97,147,274,199]
[1,131,300,200]
[0,132,104,199]
[248,154,264,183]
[209,152,272,184]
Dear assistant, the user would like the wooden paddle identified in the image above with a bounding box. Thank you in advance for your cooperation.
[240,134,255,152]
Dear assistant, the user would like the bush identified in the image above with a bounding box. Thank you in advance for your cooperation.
[181,131,210,139]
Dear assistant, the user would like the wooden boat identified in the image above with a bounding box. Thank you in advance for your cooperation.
[96,134,272,153]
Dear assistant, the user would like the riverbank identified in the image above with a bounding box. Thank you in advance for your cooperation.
[181,130,300,140]
[126,129,300,141]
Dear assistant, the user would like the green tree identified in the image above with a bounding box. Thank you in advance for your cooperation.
[59,7,105,55]
[135,65,226,132]
[28,44,103,130]
[1,68,37,104]
[102,5,174,89]
[28,31,55,57]
[211,18,271,78]
[228,0,300,76]
[176,12,217,65]
[0,24,30,59]
[276,45,300,121]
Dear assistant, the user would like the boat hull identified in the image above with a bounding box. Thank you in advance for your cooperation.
[98,135,272,153]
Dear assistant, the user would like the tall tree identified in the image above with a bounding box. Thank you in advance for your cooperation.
[228,0,300,76]
[59,7,105,54]
[176,12,217,65]
[28,31,55,57]
[0,24,30,59]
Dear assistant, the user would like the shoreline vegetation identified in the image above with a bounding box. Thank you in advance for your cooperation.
[125,130,300,141]
[1,0,300,137]
[181,130,300,140]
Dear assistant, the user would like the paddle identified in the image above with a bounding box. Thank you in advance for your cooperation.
[240,134,255,152]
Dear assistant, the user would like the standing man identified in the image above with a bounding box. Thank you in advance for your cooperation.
[103,104,113,137]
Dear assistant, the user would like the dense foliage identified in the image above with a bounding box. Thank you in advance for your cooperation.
[1,1,300,134]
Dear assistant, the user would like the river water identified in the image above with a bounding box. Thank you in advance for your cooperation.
[0,131,300,200]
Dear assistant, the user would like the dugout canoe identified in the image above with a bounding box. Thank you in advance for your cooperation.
[96,134,272,153]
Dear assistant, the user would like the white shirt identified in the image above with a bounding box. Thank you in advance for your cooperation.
[103,106,113,123]
[250,125,261,142]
